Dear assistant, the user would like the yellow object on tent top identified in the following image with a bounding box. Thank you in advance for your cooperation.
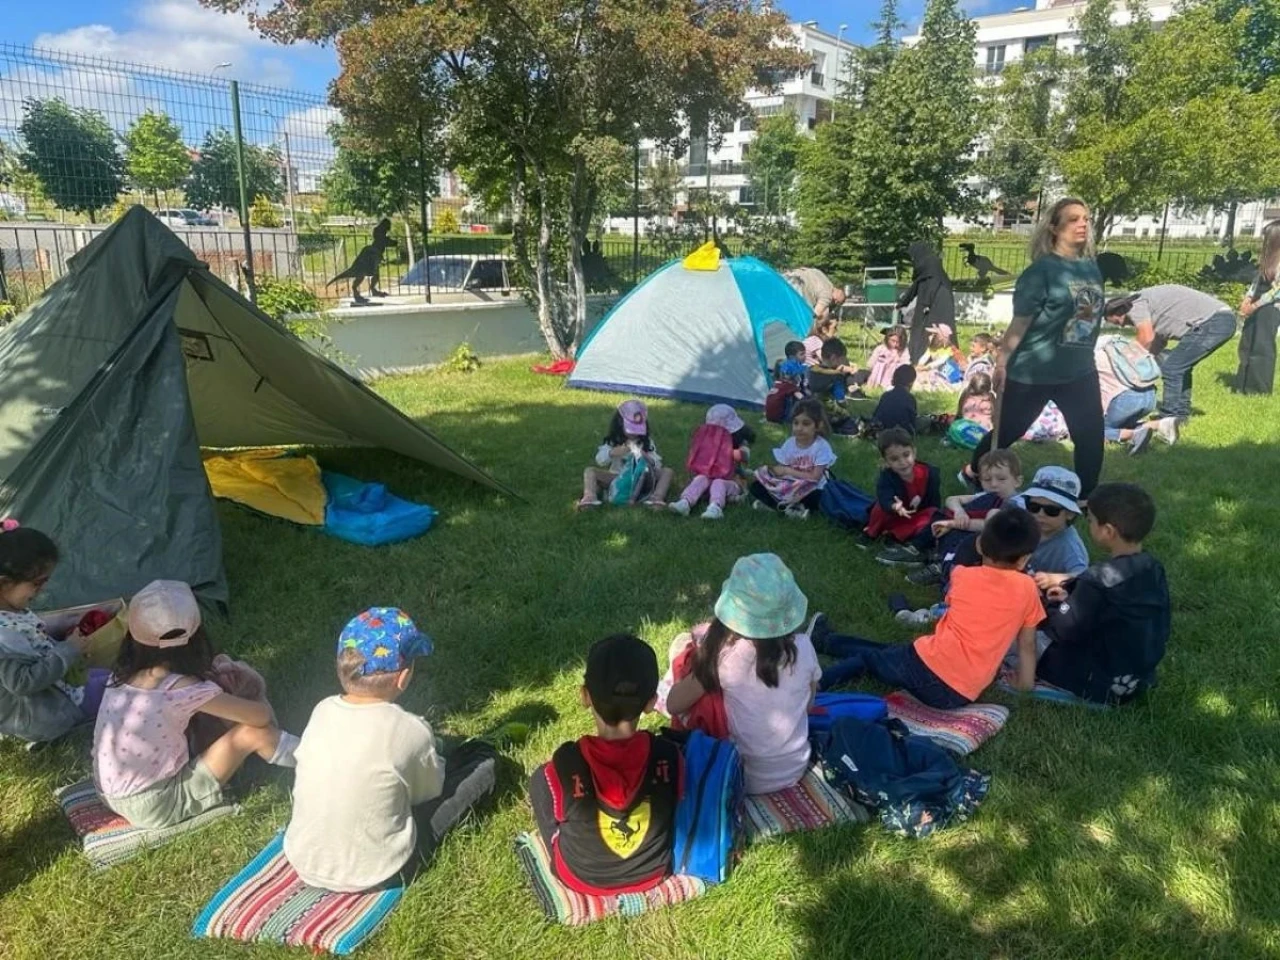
[203,449,327,526]
[682,241,722,272]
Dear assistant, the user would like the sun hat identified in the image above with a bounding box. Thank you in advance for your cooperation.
[926,323,954,340]
[338,607,434,675]
[129,580,201,648]
[584,634,659,717]
[617,399,649,437]
[1023,466,1083,515]
[713,553,808,640]
[705,403,745,434]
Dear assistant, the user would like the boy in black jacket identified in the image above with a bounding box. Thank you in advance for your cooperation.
[1034,483,1170,704]
[529,634,683,895]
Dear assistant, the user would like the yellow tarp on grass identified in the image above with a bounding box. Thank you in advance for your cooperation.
[203,450,326,526]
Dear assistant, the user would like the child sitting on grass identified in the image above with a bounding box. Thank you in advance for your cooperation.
[956,372,997,432]
[916,323,965,391]
[808,338,867,429]
[962,333,997,387]
[866,325,909,390]
[579,399,675,509]
[669,404,755,521]
[0,525,106,744]
[871,365,919,434]
[1022,466,1090,579]
[812,508,1045,706]
[863,428,942,558]
[775,341,808,385]
[750,399,836,520]
[666,554,820,794]
[530,634,683,896]
[93,581,298,829]
[1034,483,1170,704]
[284,608,496,891]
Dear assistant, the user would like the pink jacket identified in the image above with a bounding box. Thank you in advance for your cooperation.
[867,344,909,390]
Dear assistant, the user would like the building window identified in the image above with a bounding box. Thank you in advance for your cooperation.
[741,143,751,160]
[689,138,707,165]
[810,51,827,88]
[985,45,1006,74]
[807,116,817,131]
[1122,227,1137,237]
[739,186,756,205]
[739,114,756,132]
[1024,36,1054,56]
[637,149,652,168]
[754,103,784,118]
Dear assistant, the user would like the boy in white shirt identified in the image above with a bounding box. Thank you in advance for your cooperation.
[284,608,496,891]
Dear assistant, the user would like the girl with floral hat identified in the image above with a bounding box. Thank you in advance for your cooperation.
[664,554,821,794]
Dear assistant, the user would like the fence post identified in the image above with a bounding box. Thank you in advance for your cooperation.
[229,80,256,303]
[1156,202,1169,264]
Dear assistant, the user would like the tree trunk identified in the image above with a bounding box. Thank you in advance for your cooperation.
[1223,201,1237,250]
[401,210,415,277]
[566,158,591,357]
[532,163,569,359]
[1092,207,1111,247]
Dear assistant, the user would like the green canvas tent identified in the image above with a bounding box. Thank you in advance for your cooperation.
[0,206,513,609]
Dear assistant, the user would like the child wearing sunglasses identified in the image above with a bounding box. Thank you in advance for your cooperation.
[1022,466,1090,581]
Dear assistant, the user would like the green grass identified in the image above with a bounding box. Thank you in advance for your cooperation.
[3,348,1280,959]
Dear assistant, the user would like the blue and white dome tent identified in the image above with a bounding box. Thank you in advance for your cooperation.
[568,246,814,408]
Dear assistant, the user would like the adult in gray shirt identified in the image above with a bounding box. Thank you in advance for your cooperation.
[1104,284,1236,421]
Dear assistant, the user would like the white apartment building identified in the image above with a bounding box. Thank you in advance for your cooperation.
[615,22,856,232]
[910,0,1275,240]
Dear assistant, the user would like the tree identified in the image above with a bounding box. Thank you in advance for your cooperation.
[322,122,432,219]
[435,207,459,235]
[977,48,1063,226]
[185,128,282,214]
[124,110,191,208]
[643,155,682,222]
[250,194,283,227]
[1056,0,1159,242]
[746,110,802,215]
[798,0,981,274]
[18,99,123,222]
[845,0,905,103]
[203,0,809,359]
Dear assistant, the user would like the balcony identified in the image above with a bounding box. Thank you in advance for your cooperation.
[810,71,826,88]
[680,161,750,178]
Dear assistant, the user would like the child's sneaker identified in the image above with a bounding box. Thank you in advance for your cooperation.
[854,531,878,550]
[1155,416,1180,445]
[751,499,772,513]
[956,466,981,493]
[906,563,944,587]
[783,505,810,520]
[576,496,601,510]
[701,503,724,520]
[895,608,935,627]
[668,499,692,517]
[1128,424,1152,456]
[877,543,924,566]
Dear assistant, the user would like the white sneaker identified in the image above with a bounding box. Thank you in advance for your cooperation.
[701,503,724,520]
[783,505,809,520]
[668,499,691,517]
[1156,416,1180,445]
[1128,424,1152,456]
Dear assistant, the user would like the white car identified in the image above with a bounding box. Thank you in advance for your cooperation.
[154,208,217,228]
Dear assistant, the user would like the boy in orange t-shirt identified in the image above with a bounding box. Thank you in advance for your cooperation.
[811,508,1045,707]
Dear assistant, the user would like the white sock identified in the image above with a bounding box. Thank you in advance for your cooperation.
[269,731,300,767]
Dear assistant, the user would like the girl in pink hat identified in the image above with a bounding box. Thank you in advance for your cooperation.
[668,404,756,520]
[916,323,966,391]
[578,399,675,509]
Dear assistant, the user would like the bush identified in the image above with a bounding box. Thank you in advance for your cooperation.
[434,208,460,235]
[0,301,16,326]
[256,275,322,323]
[438,342,481,374]
[1131,261,1248,305]
[250,195,283,228]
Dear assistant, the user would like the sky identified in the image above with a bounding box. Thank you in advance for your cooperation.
[4,0,1033,96]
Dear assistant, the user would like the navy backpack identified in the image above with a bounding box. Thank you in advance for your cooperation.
[819,477,875,530]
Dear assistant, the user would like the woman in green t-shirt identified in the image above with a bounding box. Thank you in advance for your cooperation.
[967,198,1106,500]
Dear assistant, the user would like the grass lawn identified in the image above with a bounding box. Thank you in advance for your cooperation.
[3,346,1279,960]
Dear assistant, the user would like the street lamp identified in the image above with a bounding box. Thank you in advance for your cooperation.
[262,106,296,234]
[212,62,232,74]
[632,121,641,285]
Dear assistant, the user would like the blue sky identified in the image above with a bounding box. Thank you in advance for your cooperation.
[5,0,1028,95]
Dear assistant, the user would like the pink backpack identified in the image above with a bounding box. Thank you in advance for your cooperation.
[686,424,735,480]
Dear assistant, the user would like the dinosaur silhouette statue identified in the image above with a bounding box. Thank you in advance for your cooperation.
[326,217,393,304]
[958,242,1012,283]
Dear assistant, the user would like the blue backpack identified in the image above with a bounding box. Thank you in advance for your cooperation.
[819,477,874,530]
[808,692,888,735]
[1102,337,1161,390]
[945,418,987,450]
[672,730,744,884]
[607,452,658,505]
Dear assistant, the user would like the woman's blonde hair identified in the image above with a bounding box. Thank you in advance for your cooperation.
[1258,220,1280,284]
[1031,197,1095,261]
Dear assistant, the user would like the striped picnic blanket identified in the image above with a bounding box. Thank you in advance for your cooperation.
[997,676,1110,709]
[884,691,1009,756]
[55,779,236,870]
[192,832,403,956]
[517,762,869,924]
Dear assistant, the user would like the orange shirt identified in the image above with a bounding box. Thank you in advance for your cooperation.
[913,565,1045,700]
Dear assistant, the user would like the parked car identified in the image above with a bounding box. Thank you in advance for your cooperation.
[154,208,217,228]
[398,255,515,300]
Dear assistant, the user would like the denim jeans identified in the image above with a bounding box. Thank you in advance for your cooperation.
[1158,310,1236,418]
[1104,387,1157,442]
[817,632,970,708]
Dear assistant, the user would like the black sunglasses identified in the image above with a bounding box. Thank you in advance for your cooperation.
[1026,501,1067,518]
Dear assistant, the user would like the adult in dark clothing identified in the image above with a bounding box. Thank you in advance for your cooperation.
[897,242,957,363]
[1233,220,1280,396]
[966,198,1106,500]
[1104,284,1236,420]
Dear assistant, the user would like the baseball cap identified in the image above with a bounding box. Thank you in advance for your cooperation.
[584,634,659,718]
[129,580,201,648]
[926,323,954,340]
[705,403,745,434]
[338,607,434,676]
[1023,465,1083,515]
[617,399,649,437]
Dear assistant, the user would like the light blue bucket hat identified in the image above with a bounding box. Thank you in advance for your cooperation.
[713,553,808,639]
